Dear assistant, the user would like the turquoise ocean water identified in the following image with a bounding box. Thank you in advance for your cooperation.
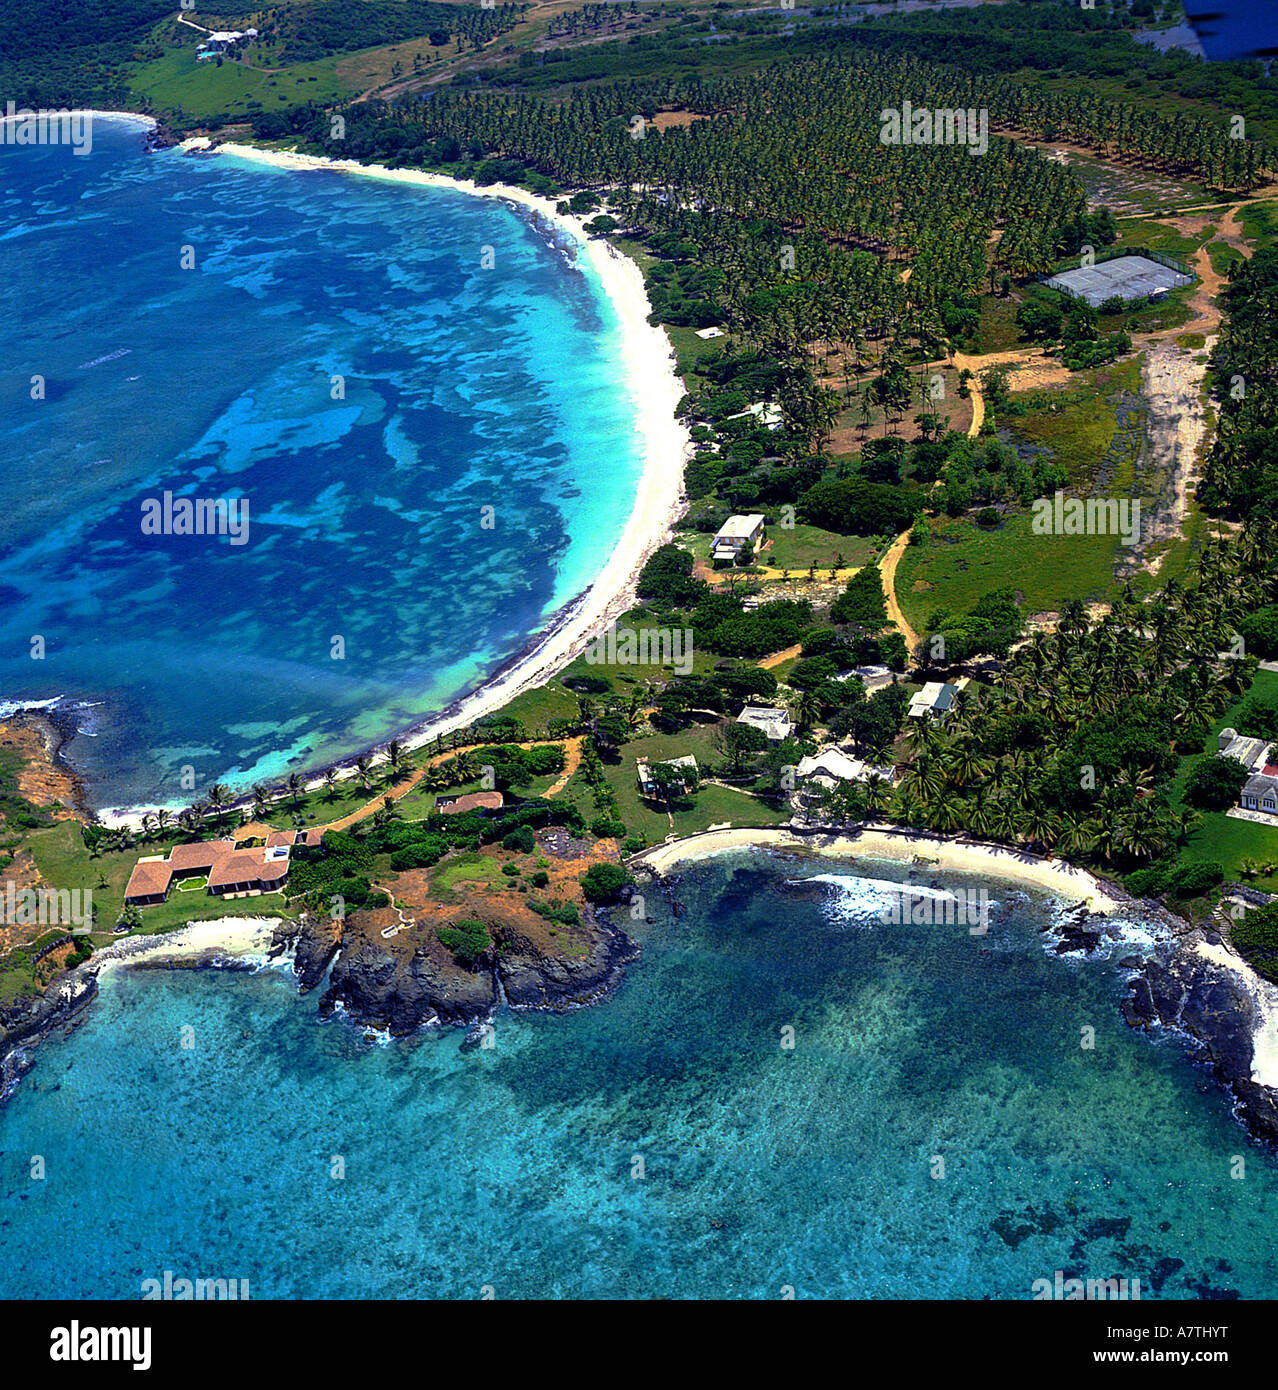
[0,850,1273,1300]
[0,118,644,810]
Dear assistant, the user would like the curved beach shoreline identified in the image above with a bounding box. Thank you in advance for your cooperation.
[635,824,1124,914]
[91,136,689,826]
[91,915,282,973]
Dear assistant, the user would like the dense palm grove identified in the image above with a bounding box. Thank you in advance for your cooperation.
[305,54,1090,285]
[1201,246,1278,525]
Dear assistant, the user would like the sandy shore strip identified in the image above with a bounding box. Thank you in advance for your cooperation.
[1196,936,1278,1088]
[636,825,1124,914]
[94,140,689,829]
[91,916,282,973]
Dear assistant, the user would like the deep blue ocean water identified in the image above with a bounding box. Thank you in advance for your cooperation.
[1,849,1274,1300]
[0,118,644,811]
[1183,1,1278,60]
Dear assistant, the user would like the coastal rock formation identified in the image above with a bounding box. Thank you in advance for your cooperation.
[0,970,97,1096]
[143,122,180,152]
[1124,933,1278,1145]
[273,912,341,993]
[321,922,498,1033]
[496,915,639,1012]
[314,904,638,1034]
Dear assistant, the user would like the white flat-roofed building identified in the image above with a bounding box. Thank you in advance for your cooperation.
[711,513,765,562]
[736,705,792,742]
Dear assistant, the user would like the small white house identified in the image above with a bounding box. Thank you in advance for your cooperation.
[1241,773,1278,817]
[695,326,725,340]
[636,754,698,798]
[711,513,765,563]
[736,705,792,742]
[907,681,959,719]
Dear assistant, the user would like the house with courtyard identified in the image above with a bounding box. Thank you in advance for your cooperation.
[124,828,309,906]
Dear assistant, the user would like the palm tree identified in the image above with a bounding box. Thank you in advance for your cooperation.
[789,688,822,733]
[323,767,339,801]
[354,755,373,791]
[386,738,407,779]
[205,783,231,826]
[863,773,893,818]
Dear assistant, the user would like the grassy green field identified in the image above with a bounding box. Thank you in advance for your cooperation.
[1008,358,1143,486]
[758,525,879,573]
[1238,199,1278,251]
[129,45,354,122]
[1113,217,1202,261]
[595,721,791,842]
[895,511,1126,634]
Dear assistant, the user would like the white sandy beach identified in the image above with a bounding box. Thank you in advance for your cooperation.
[1196,936,1278,1089]
[92,916,281,973]
[95,138,690,827]
[637,824,1124,914]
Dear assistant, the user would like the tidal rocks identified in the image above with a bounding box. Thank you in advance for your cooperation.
[321,934,497,1033]
[496,914,639,1013]
[142,122,179,152]
[1124,937,1278,1145]
[1041,904,1102,955]
[0,969,98,1097]
[274,912,341,993]
[313,906,639,1035]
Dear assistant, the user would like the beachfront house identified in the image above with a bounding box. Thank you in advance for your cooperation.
[124,831,302,906]
[1219,728,1278,819]
[636,755,698,799]
[907,681,959,720]
[711,514,765,563]
[737,705,793,742]
[795,748,896,789]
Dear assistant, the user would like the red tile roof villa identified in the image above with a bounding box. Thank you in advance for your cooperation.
[125,834,297,905]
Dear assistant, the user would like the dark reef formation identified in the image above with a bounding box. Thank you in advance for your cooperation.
[272,906,639,1036]
[1123,928,1278,1146]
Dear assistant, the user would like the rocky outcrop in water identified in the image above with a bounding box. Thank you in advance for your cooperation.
[143,121,180,152]
[0,970,98,1097]
[496,916,639,1012]
[272,912,341,993]
[312,905,639,1035]
[1123,929,1278,1146]
[321,933,498,1032]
